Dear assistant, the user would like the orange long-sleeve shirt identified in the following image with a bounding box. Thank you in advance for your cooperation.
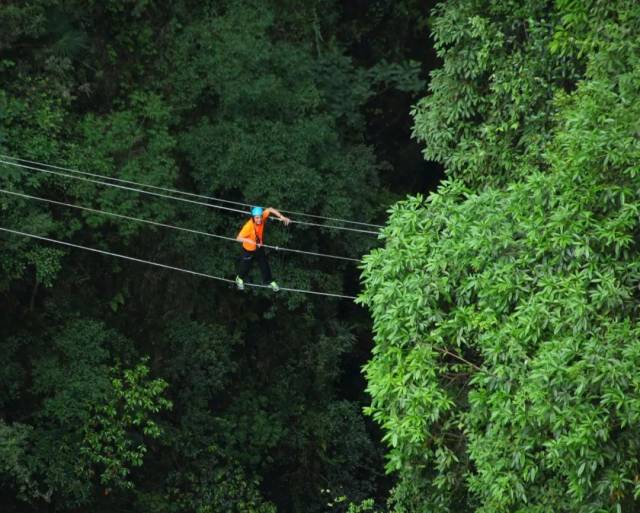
[237,210,270,251]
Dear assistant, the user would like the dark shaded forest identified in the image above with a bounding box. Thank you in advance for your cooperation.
[0,1,439,512]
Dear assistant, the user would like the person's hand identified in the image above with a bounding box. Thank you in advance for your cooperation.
[282,216,291,226]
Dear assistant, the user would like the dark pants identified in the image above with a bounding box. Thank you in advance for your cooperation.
[237,247,273,283]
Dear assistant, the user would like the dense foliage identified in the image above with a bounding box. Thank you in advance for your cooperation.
[361,1,640,512]
[0,1,433,512]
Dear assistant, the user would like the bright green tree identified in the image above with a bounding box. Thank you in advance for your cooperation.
[361,1,640,511]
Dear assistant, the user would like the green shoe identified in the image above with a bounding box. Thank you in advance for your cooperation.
[235,276,245,290]
[269,281,280,292]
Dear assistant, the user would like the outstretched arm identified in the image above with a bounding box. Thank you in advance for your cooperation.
[266,207,291,226]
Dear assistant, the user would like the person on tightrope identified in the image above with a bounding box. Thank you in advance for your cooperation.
[235,206,291,291]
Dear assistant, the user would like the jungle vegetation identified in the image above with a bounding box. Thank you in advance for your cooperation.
[1,1,432,512]
[361,0,640,512]
[3,1,640,513]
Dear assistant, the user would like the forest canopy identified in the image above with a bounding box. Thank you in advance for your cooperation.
[4,0,640,512]
[361,1,640,512]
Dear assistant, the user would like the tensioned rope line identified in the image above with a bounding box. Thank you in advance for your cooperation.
[0,158,245,214]
[0,226,357,300]
[0,157,381,235]
[0,188,360,263]
[1,154,383,228]
[0,158,378,235]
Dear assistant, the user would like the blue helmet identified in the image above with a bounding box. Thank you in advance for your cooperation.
[251,206,264,217]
